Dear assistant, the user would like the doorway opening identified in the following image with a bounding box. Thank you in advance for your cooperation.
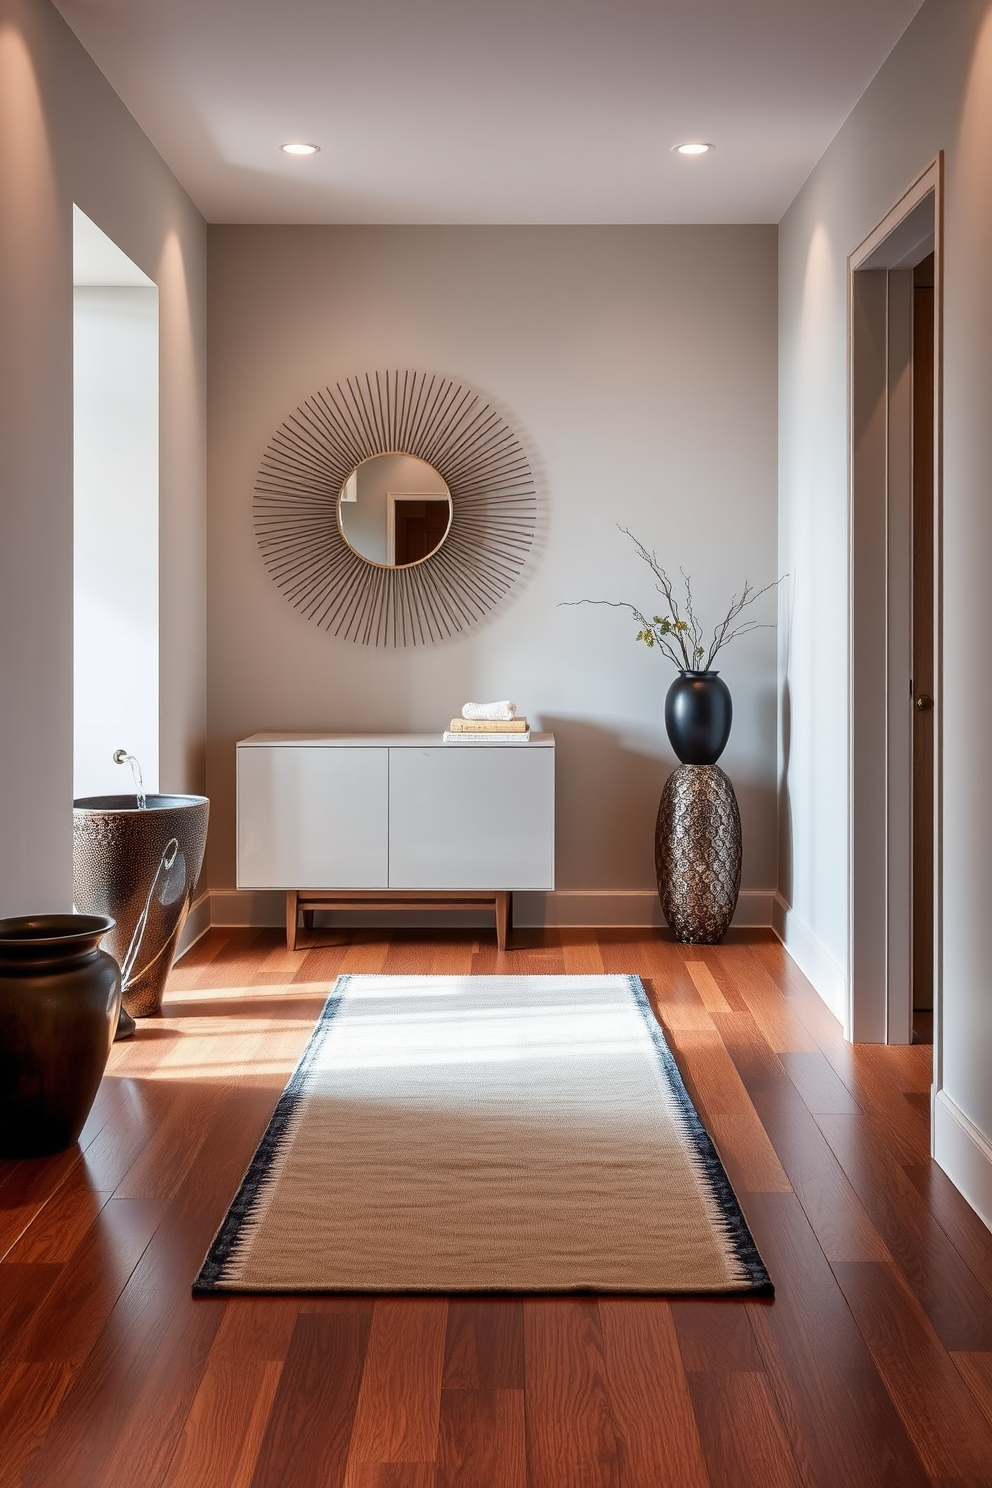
[72,206,159,800]
[848,161,941,1053]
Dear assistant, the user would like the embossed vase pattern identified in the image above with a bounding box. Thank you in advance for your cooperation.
[655,765,741,944]
[73,795,209,1018]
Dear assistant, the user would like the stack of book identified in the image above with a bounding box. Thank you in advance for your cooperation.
[442,717,530,743]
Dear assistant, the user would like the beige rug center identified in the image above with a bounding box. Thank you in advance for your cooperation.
[195,974,771,1295]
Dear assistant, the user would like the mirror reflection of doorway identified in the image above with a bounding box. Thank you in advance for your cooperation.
[391,499,452,565]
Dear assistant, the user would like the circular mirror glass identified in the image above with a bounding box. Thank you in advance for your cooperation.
[338,453,452,567]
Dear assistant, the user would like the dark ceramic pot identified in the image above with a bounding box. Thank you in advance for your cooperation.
[72,795,209,1020]
[664,671,733,765]
[0,914,121,1158]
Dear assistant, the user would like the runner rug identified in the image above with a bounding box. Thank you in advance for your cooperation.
[193,973,772,1295]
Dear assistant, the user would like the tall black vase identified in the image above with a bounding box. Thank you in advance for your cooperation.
[664,670,733,765]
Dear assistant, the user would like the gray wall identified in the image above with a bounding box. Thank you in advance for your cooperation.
[778,0,992,1219]
[207,225,779,918]
[0,0,207,915]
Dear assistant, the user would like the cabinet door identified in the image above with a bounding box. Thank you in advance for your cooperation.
[238,747,388,888]
[388,747,554,889]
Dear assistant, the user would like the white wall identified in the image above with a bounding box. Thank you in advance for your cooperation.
[73,286,160,799]
[0,0,207,914]
[778,0,992,1222]
[207,225,779,922]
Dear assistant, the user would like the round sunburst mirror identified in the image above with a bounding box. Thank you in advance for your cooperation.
[338,453,453,568]
[254,370,536,646]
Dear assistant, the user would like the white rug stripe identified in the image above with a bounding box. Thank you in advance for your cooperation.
[194,974,772,1295]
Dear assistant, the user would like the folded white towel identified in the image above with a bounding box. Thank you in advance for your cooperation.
[462,700,517,722]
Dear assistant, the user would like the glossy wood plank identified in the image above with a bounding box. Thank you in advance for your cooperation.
[703,941,820,1054]
[249,1302,374,1488]
[5,927,992,1488]
[709,1007,787,1090]
[748,1079,891,1262]
[383,931,476,976]
[209,1296,303,1362]
[0,1146,91,1259]
[832,1261,992,1477]
[598,1298,710,1488]
[559,927,607,975]
[0,1361,75,1488]
[687,1371,805,1488]
[3,1165,112,1264]
[952,1352,992,1430]
[744,1191,932,1488]
[91,1292,227,1488]
[683,958,736,1012]
[706,1111,793,1195]
[163,1360,283,1488]
[14,1197,168,1366]
[671,1299,767,1374]
[344,1465,438,1488]
[665,1027,753,1114]
[345,1299,447,1469]
[437,1389,525,1488]
[523,1299,620,1488]
[20,1285,179,1488]
[779,1050,863,1115]
[816,1112,992,1350]
[442,1300,524,1390]
[0,1261,62,1354]
[903,1160,992,1304]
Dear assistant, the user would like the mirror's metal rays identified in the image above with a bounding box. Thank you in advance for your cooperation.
[254,370,537,646]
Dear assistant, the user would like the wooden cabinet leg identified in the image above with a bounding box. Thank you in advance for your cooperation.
[285,891,299,951]
[302,909,315,931]
[495,891,511,951]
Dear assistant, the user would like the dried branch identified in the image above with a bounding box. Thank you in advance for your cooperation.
[560,526,785,672]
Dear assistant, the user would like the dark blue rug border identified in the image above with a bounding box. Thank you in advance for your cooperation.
[193,972,773,1297]
[192,978,348,1294]
[625,973,774,1297]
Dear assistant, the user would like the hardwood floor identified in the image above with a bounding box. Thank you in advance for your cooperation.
[2,926,991,1487]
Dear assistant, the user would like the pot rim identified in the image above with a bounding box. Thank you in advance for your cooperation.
[0,913,116,945]
[73,794,209,814]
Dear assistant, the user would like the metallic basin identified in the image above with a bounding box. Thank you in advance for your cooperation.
[72,795,209,1018]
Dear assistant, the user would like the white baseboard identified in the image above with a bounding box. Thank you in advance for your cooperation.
[177,891,211,956]
[933,1089,992,1234]
[207,887,775,931]
[772,893,847,1028]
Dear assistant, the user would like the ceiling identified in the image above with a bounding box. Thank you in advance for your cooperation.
[53,0,926,225]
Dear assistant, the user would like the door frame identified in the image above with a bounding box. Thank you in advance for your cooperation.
[847,157,943,1061]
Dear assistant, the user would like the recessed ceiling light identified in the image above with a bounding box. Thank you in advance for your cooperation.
[281,142,320,157]
[673,142,714,157]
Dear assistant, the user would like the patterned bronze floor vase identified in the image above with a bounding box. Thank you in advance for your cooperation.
[655,765,741,944]
[73,795,209,1018]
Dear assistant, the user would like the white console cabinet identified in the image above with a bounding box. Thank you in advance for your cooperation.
[237,733,555,948]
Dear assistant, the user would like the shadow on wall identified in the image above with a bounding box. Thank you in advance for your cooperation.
[778,677,793,905]
[541,716,669,892]
[542,714,778,897]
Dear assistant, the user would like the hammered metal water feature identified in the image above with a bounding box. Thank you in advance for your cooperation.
[73,794,209,1018]
[655,764,741,944]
